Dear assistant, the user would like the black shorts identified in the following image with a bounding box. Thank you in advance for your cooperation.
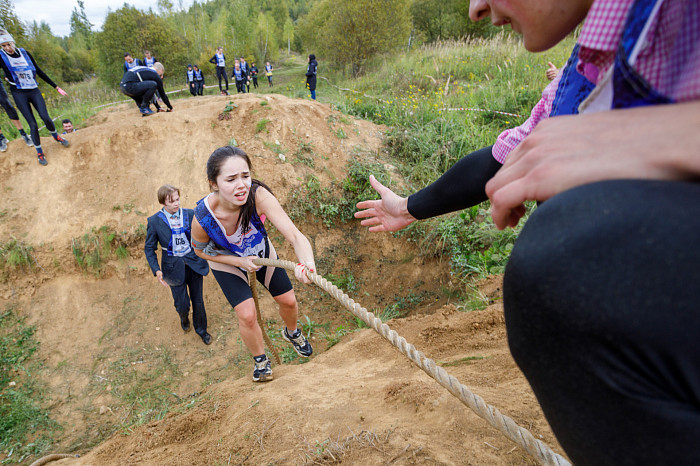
[211,265,293,309]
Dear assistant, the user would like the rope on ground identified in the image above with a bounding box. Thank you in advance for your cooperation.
[248,270,281,365]
[29,453,80,466]
[253,257,570,466]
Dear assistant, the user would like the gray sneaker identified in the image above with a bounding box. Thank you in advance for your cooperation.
[282,327,313,357]
[252,356,273,382]
[22,134,33,147]
[0,137,7,152]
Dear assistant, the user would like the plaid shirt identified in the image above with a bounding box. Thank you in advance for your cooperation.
[493,0,700,163]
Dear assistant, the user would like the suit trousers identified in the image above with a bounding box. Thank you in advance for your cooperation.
[171,264,207,337]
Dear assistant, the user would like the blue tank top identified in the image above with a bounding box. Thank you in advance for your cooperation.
[0,48,37,90]
[194,193,268,258]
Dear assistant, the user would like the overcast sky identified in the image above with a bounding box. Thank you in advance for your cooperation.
[13,0,196,37]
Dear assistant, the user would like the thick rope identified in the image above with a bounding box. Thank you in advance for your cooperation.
[248,270,281,365]
[253,257,570,466]
[29,454,80,466]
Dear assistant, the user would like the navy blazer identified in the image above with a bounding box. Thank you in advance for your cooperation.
[144,208,209,286]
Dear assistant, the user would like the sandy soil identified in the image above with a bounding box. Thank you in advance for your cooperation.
[0,93,566,465]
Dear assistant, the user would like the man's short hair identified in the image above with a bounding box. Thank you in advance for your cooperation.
[157,185,179,205]
[124,52,132,58]
[62,118,72,125]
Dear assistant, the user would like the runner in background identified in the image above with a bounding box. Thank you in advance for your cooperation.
[0,29,69,166]
[143,50,157,69]
[209,46,229,95]
[249,62,259,90]
[186,64,196,96]
[123,53,141,72]
[265,61,273,87]
[193,64,204,96]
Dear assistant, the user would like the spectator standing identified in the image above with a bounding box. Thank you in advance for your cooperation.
[306,54,318,100]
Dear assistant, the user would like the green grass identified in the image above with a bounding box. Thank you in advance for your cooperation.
[255,118,270,133]
[0,306,57,464]
[0,237,36,273]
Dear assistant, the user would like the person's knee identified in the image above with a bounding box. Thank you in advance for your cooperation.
[504,182,628,360]
[274,290,297,309]
[235,300,257,328]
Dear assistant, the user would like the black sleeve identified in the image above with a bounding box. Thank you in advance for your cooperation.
[25,50,57,88]
[407,145,502,220]
[209,55,216,65]
[153,75,172,109]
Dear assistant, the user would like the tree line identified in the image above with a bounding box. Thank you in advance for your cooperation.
[0,0,498,86]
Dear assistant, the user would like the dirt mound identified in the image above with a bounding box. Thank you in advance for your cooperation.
[61,302,560,466]
[0,94,564,465]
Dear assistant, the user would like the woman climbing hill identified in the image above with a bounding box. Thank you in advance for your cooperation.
[191,146,316,382]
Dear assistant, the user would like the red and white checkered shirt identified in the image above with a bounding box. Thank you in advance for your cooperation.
[493,0,700,163]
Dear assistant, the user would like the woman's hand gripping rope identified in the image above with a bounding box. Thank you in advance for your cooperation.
[295,262,315,284]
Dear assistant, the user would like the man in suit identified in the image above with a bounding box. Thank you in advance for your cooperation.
[145,185,211,345]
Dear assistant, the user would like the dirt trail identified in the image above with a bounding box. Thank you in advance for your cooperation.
[0,94,565,465]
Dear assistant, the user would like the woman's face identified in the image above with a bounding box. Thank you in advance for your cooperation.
[1,42,15,54]
[213,156,252,207]
[469,0,593,52]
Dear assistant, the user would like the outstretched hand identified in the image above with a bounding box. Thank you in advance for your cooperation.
[56,87,67,96]
[355,175,417,232]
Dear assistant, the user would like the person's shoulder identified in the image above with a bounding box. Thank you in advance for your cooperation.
[147,212,162,224]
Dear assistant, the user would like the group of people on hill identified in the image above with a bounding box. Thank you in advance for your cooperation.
[118,46,319,116]
[207,46,274,95]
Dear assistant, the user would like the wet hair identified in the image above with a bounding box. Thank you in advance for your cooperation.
[157,184,180,205]
[206,146,272,233]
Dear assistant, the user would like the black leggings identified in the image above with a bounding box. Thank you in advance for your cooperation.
[120,81,157,109]
[216,66,228,91]
[504,179,700,465]
[0,84,19,120]
[12,88,56,147]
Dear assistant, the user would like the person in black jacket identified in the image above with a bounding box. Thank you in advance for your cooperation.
[0,29,69,166]
[119,62,173,116]
[145,185,211,345]
[249,63,259,89]
[209,46,229,95]
[306,54,318,100]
